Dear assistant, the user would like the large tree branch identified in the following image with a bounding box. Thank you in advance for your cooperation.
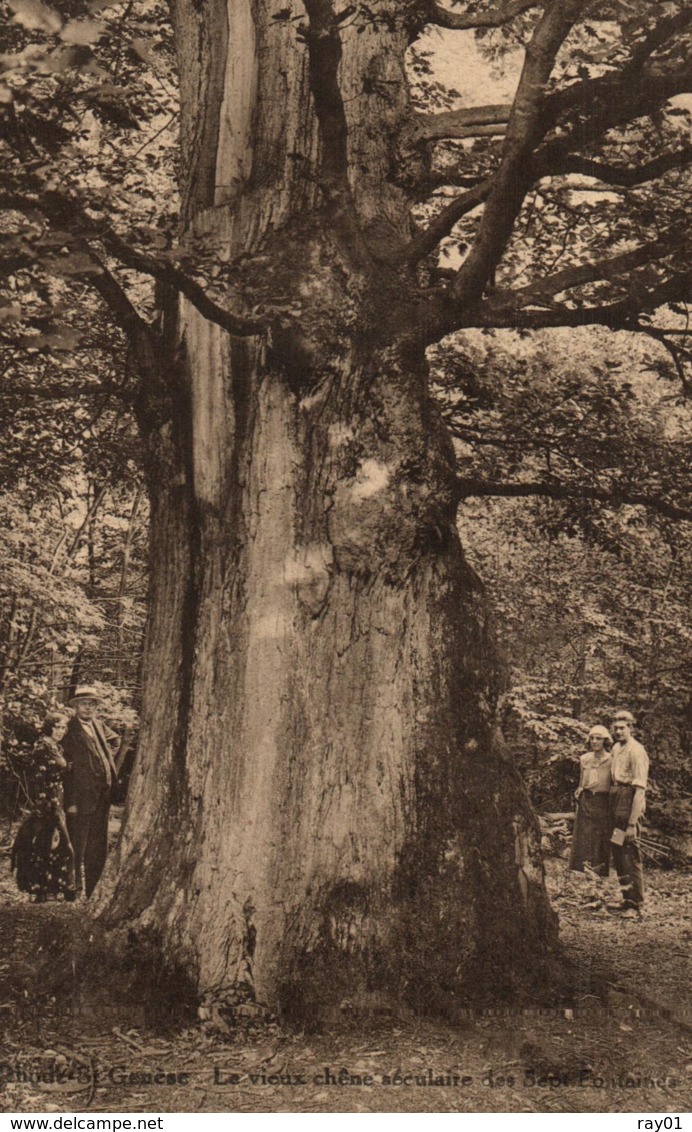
[406,105,511,144]
[473,271,691,331]
[413,270,689,346]
[82,250,155,344]
[519,58,692,212]
[426,0,541,31]
[97,231,266,337]
[56,244,163,393]
[303,0,372,268]
[413,142,691,207]
[0,177,267,338]
[395,180,492,265]
[496,236,680,309]
[552,66,692,157]
[555,148,692,188]
[456,477,692,522]
[552,6,692,124]
[396,36,691,270]
[450,0,582,307]
[540,14,692,148]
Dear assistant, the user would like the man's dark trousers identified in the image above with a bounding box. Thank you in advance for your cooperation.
[67,791,110,898]
[609,784,645,908]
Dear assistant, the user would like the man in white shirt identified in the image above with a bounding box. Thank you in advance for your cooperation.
[609,711,649,919]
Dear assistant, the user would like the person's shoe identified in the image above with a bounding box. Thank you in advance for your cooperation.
[606,903,629,913]
[620,907,641,921]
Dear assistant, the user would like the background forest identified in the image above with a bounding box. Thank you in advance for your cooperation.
[0,0,690,851]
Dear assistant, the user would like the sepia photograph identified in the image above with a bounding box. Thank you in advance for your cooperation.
[0,0,690,1117]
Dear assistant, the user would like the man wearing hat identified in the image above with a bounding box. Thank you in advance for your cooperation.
[62,686,119,898]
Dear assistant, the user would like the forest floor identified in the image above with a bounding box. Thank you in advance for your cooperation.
[0,813,691,1115]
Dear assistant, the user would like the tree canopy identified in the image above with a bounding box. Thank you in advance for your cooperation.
[0,0,689,352]
[1,0,690,807]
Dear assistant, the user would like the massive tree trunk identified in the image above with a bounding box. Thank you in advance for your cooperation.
[98,0,557,1019]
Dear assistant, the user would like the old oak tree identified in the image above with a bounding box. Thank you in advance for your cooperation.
[1,0,690,1017]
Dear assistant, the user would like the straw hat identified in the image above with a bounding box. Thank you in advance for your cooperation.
[68,684,102,706]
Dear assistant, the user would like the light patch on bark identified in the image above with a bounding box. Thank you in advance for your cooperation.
[513,818,544,905]
[179,299,233,509]
[282,543,332,584]
[180,378,302,995]
[252,611,292,641]
[215,0,257,208]
[351,458,391,500]
[282,543,333,615]
[443,835,465,875]
[328,422,355,448]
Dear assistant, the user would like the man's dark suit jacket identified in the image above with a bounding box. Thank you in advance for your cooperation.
[63,716,118,814]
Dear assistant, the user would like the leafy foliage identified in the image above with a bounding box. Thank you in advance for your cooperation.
[450,328,691,817]
[0,0,177,361]
[0,469,146,817]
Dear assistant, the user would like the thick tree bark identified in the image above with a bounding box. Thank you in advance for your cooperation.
[97,0,558,1019]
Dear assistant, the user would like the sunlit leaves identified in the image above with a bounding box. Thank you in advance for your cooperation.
[18,323,81,349]
[7,0,62,34]
[129,36,155,64]
[0,0,178,355]
[0,482,147,763]
[59,18,106,45]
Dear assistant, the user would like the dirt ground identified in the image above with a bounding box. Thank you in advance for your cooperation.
[1,818,690,1115]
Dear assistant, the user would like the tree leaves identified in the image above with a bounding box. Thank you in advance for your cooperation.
[59,19,107,46]
[7,0,62,34]
[0,481,146,769]
[129,36,155,64]
[41,251,104,277]
[18,325,81,350]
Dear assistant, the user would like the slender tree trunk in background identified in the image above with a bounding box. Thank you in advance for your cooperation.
[86,481,99,595]
[99,0,558,1018]
[114,485,144,686]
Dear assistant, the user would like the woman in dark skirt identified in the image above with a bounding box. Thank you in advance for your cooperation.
[11,713,76,901]
[569,724,613,878]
